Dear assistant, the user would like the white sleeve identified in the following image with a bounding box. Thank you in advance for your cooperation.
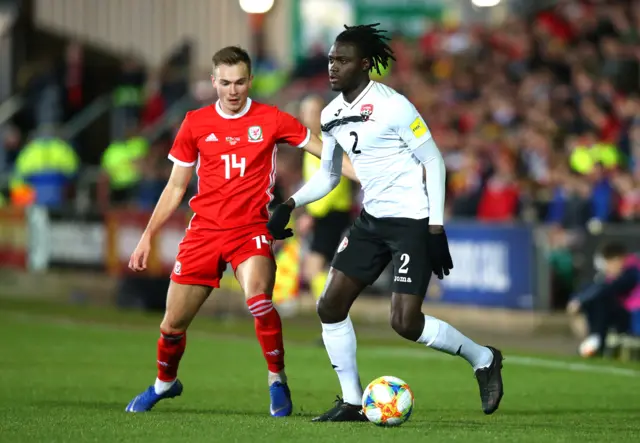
[388,95,446,225]
[290,131,342,208]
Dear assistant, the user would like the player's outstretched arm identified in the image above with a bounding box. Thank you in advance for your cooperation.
[267,133,343,240]
[129,163,193,271]
[302,134,358,183]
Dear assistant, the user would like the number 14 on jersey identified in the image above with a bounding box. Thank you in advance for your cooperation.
[221,154,246,179]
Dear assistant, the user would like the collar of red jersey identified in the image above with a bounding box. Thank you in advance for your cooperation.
[215,98,253,119]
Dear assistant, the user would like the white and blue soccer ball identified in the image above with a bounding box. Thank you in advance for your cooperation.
[362,375,414,426]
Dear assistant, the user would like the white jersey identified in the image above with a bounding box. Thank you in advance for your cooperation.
[320,81,432,219]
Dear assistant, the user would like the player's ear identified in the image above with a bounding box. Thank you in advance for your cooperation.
[361,57,371,73]
[248,74,254,89]
[210,74,216,88]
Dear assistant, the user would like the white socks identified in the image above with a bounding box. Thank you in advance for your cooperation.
[154,378,176,395]
[417,315,494,371]
[321,316,363,405]
[268,370,287,386]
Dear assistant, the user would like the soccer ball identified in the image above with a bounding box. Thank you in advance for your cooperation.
[362,375,414,426]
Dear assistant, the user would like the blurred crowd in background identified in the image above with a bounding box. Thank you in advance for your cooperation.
[1,0,640,306]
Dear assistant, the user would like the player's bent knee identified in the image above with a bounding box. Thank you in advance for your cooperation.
[390,314,414,340]
[316,275,354,324]
[243,284,273,300]
[316,267,365,323]
[235,255,276,300]
[390,295,424,341]
[159,319,188,335]
[316,296,348,324]
[160,306,192,333]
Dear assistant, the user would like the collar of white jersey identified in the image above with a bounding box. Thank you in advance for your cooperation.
[215,97,252,119]
[342,80,375,109]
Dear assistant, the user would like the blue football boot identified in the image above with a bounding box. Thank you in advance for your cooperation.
[269,381,292,417]
[125,380,183,412]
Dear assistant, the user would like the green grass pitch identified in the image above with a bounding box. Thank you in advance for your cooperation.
[2,298,640,442]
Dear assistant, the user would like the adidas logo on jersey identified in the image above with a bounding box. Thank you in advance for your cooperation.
[205,133,218,142]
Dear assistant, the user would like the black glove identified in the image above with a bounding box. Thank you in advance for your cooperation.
[427,229,454,280]
[267,203,294,240]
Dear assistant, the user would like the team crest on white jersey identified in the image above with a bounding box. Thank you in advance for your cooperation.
[248,126,263,142]
[337,237,349,253]
[173,261,182,275]
[360,104,374,121]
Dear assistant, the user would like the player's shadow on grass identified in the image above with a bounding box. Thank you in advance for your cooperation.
[35,400,318,418]
[155,408,319,418]
[35,400,128,411]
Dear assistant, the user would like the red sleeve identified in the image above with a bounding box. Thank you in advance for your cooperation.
[275,108,311,147]
[168,115,198,166]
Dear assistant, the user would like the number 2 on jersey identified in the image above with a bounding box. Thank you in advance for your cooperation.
[349,131,361,154]
[221,154,246,179]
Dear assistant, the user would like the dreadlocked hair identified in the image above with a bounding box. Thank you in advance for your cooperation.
[336,23,395,76]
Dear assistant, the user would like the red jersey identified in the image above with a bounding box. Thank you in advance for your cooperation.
[168,98,310,230]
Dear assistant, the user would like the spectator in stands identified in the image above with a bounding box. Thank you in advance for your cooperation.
[100,124,149,207]
[612,171,640,222]
[112,56,146,139]
[567,242,640,358]
[19,58,63,129]
[140,71,166,129]
[10,124,78,208]
[160,42,191,108]
[135,133,171,210]
[625,119,640,175]
[545,165,591,228]
[477,150,520,221]
[587,163,616,222]
[449,149,483,218]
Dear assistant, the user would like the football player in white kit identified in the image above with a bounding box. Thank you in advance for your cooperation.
[268,24,504,422]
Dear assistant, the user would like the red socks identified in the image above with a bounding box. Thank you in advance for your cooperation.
[156,330,186,382]
[155,295,283,381]
[246,294,285,373]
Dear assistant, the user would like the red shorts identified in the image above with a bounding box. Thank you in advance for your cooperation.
[170,224,274,288]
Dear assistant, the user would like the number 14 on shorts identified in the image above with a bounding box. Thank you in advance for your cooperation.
[253,235,271,249]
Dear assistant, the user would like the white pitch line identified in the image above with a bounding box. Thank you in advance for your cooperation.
[7,311,640,377]
[364,347,640,377]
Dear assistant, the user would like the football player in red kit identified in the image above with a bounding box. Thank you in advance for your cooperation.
[125,46,356,416]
